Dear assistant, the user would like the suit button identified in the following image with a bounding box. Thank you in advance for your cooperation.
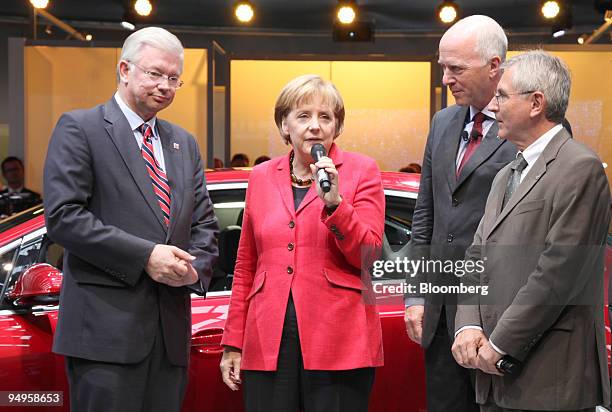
[447,234,454,243]
[288,220,295,229]
[287,243,294,251]
[287,266,294,274]
[452,198,459,207]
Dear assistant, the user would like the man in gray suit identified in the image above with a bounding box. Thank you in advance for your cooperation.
[452,50,611,411]
[43,27,219,412]
[404,15,516,412]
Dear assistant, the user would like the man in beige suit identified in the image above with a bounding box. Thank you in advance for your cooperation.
[452,50,611,411]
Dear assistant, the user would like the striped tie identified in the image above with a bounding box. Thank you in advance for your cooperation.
[140,123,171,226]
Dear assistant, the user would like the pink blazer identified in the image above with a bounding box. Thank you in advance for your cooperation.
[221,144,385,371]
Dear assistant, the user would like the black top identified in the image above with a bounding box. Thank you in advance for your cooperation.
[292,186,310,210]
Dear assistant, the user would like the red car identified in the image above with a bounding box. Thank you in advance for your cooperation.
[0,169,427,412]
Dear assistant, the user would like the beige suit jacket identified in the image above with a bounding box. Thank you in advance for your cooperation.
[456,129,611,410]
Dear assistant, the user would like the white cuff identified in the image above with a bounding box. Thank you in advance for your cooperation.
[489,339,506,355]
[454,325,483,338]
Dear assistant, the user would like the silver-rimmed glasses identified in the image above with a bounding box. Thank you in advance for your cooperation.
[130,62,184,89]
[494,90,536,105]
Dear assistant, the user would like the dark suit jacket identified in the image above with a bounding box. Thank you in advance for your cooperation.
[409,104,516,348]
[43,97,219,366]
[456,129,611,409]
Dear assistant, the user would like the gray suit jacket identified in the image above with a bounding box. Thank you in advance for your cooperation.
[44,97,219,366]
[409,104,516,347]
[456,129,611,409]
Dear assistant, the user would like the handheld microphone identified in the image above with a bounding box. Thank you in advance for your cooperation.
[310,144,332,193]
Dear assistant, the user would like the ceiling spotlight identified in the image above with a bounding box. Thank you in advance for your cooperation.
[577,33,588,44]
[552,29,566,37]
[29,0,49,9]
[437,1,459,24]
[337,1,357,25]
[551,10,572,38]
[85,34,93,41]
[541,1,561,19]
[134,0,152,17]
[121,7,136,31]
[121,21,136,30]
[234,1,254,23]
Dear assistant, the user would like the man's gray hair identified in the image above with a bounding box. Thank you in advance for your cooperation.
[448,15,508,63]
[502,50,571,123]
[117,27,184,80]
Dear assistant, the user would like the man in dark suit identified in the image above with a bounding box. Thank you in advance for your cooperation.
[0,156,41,215]
[43,27,219,412]
[452,50,610,412]
[404,15,516,412]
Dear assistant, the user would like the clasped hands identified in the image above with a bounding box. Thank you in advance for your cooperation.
[145,244,199,287]
[451,329,504,376]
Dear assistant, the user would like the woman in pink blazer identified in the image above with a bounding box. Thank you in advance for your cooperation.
[220,75,385,412]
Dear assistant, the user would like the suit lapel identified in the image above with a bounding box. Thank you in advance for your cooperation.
[455,122,504,190]
[103,98,166,231]
[442,106,469,194]
[274,154,297,218]
[485,130,571,238]
[158,120,183,239]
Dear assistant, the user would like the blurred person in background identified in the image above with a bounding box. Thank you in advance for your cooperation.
[0,156,42,216]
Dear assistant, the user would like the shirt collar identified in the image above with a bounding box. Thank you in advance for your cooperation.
[519,123,563,167]
[114,92,158,139]
[469,105,496,122]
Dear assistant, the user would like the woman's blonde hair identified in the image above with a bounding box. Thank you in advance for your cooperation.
[274,74,345,144]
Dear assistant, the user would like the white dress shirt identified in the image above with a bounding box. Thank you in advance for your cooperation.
[455,106,497,169]
[517,123,563,183]
[114,92,167,172]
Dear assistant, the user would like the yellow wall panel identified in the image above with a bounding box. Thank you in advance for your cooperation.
[230,60,430,171]
[545,51,612,187]
[160,48,208,158]
[24,46,208,195]
[331,61,430,171]
[231,60,331,163]
[25,46,118,194]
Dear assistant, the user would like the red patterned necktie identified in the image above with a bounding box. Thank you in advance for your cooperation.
[140,123,171,226]
[457,111,486,176]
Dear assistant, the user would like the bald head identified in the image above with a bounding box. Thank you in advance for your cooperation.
[441,15,507,64]
[438,15,507,109]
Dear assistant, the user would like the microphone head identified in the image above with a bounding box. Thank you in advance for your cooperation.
[310,143,326,160]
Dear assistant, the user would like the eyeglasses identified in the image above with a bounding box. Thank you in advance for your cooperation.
[494,90,536,105]
[129,62,184,89]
